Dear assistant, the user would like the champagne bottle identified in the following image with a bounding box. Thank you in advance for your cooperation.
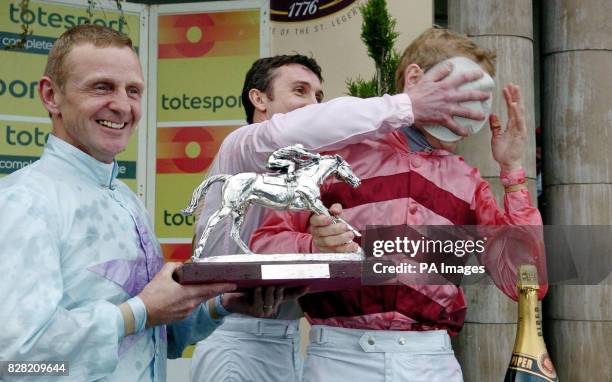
[504,265,558,382]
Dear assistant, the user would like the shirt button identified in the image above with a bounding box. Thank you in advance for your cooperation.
[398,337,407,345]
[408,205,418,214]
[367,336,375,345]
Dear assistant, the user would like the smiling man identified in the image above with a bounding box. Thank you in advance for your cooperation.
[0,25,289,382]
[43,39,142,163]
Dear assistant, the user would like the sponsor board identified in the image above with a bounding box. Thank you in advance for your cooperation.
[0,1,141,192]
[0,1,140,116]
[154,7,262,249]
[155,125,238,239]
[156,11,259,122]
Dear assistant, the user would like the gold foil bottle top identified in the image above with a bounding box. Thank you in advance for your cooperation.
[518,264,539,289]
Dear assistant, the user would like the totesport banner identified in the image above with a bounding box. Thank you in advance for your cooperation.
[154,7,263,261]
[0,0,142,191]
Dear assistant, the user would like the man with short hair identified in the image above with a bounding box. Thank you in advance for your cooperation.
[191,54,327,382]
[0,25,285,382]
[191,50,494,381]
[251,28,547,381]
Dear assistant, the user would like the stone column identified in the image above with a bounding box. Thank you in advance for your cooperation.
[448,1,537,380]
[542,0,612,380]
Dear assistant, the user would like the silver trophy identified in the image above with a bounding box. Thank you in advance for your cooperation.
[183,144,362,261]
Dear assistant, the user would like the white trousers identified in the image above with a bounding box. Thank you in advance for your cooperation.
[190,316,302,382]
[303,326,463,382]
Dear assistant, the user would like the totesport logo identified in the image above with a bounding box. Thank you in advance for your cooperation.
[158,12,259,59]
[156,126,237,174]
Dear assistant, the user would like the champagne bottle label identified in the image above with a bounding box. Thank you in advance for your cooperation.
[505,265,558,382]
[505,352,558,381]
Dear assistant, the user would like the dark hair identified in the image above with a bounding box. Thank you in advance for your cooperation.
[241,55,323,124]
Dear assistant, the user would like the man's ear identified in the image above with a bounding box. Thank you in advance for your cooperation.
[248,88,268,113]
[403,64,424,90]
[38,76,61,117]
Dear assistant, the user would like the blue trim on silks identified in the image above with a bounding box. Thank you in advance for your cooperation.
[401,125,433,153]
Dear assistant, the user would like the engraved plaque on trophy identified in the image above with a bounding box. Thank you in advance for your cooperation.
[174,253,366,292]
[175,145,366,291]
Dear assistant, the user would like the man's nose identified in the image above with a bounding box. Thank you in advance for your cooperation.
[108,89,133,114]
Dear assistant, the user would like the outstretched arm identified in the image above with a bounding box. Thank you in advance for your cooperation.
[218,67,492,175]
[219,94,415,174]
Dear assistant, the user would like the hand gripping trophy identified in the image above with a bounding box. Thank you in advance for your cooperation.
[183,144,362,261]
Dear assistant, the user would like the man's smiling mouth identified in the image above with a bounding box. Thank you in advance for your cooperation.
[97,120,126,129]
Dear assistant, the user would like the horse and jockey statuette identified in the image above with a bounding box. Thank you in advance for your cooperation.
[183,144,362,261]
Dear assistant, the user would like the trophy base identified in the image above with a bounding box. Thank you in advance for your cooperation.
[173,253,366,292]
